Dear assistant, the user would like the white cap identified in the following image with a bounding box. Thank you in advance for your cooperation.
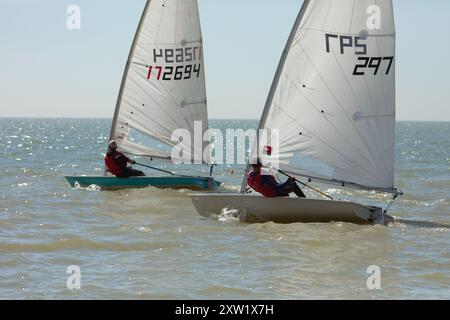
[108,140,118,149]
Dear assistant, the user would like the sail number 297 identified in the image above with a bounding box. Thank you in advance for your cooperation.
[146,46,202,81]
[325,33,394,76]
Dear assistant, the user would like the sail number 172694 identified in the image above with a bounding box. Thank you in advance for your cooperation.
[145,46,202,81]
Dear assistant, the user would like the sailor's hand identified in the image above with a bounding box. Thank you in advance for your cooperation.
[131,160,136,165]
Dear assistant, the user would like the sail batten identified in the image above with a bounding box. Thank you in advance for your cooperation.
[109,0,209,164]
[250,0,397,194]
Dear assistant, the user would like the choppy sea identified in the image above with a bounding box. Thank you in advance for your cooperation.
[0,119,449,299]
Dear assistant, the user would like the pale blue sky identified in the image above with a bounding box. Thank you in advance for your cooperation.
[0,0,449,120]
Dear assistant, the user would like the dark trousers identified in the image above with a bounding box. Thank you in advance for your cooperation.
[276,180,306,198]
[117,167,145,178]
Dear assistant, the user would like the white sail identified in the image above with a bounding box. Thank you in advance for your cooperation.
[110,0,209,164]
[255,0,397,193]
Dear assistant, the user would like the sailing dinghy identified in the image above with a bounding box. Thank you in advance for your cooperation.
[66,0,220,191]
[189,0,402,224]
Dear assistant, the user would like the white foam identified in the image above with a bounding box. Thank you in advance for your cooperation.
[218,207,241,222]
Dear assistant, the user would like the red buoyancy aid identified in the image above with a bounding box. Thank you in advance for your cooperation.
[104,151,128,176]
[247,169,279,197]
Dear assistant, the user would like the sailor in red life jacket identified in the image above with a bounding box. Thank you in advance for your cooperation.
[247,159,306,198]
[104,140,145,178]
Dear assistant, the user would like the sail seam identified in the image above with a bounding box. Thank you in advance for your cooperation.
[348,0,357,35]
[280,72,379,174]
[296,27,394,37]
[297,42,382,177]
[126,71,186,136]
[272,101,377,183]
[329,48,385,173]
[138,40,202,46]
[321,1,333,31]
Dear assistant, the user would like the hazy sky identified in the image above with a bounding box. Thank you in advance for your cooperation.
[0,0,449,120]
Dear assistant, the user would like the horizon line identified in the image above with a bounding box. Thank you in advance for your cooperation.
[0,116,449,123]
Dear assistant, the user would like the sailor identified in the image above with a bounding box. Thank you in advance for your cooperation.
[104,140,145,178]
[247,159,306,198]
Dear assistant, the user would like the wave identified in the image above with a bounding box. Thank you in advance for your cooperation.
[390,218,450,230]
[0,237,179,253]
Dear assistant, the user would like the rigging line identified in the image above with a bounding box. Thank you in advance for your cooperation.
[329,48,386,172]
[122,149,171,160]
[174,0,179,45]
[384,194,399,214]
[321,0,333,31]
[155,0,165,46]
[134,162,209,177]
[285,175,333,200]
[275,167,334,200]
[348,0,357,35]
[297,42,382,169]
[271,102,377,183]
[281,166,398,195]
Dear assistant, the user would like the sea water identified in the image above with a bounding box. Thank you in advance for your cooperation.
[0,118,449,299]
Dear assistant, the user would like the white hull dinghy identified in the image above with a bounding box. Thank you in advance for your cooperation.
[190,194,393,225]
[189,0,403,224]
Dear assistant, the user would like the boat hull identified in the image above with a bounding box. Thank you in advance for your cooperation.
[189,193,389,225]
[65,176,221,191]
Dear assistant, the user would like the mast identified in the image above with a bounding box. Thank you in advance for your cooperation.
[104,1,152,176]
[240,0,311,192]
[106,0,210,168]
[108,0,152,146]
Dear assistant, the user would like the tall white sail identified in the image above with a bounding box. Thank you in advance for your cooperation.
[256,0,397,193]
[110,0,209,164]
